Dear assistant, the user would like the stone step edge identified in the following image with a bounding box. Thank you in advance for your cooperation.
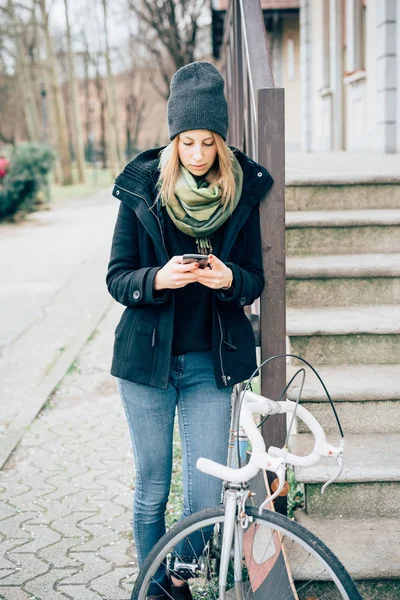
[287,305,400,336]
[294,512,400,580]
[286,254,400,279]
[289,432,400,484]
[287,209,400,228]
[286,175,400,186]
[286,365,400,402]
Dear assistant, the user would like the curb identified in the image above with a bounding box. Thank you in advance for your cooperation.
[0,296,114,470]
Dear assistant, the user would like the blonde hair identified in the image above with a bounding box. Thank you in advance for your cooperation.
[157,132,238,211]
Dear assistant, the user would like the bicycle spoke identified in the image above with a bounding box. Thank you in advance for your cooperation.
[133,508,360,600]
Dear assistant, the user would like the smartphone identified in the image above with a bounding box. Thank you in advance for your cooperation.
[182,253,210,269]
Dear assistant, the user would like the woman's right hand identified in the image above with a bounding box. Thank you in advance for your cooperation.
[154,256,200,290]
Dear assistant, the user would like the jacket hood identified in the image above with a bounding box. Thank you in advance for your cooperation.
[115,145,273,204]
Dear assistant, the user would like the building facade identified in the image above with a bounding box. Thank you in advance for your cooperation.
[213,0,400,154]
[302,0,400,153]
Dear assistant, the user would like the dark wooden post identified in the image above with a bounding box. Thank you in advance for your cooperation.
[258,88,286,450]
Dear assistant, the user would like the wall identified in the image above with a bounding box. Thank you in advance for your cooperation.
[281,14,302,151]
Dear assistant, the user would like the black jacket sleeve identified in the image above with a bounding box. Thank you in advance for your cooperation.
[216,204,265,307]
[106,202,170,307]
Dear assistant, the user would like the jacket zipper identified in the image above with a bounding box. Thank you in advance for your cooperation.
[216,308,228,386]
[115,182,171,389]
[114,183,169,260]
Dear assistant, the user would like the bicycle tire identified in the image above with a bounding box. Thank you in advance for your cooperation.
[132,505,362,600]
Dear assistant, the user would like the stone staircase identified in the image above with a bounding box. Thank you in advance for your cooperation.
[285,178,400,599]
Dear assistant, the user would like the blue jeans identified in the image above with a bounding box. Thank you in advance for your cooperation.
[118,351,232,594]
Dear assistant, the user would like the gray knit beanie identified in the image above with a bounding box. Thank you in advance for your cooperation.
[167,61,229,141]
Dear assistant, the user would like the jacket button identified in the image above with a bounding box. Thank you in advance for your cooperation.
[240,297,246,306]
[227,376,231,381]
[133,290,141,300]
[257,172,263,178]
[116,189,120,195]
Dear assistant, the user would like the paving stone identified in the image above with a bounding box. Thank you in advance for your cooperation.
[0,512,39,539]
[86,567,136,599]
[0,554,48,584]
[0,588,35,599]
[6,489,49,512]
[98,537,136,567]
[36,500,84,522]
[70,525,120,552]
[0,504,17,523]
[51,511,98,537]
[24,568,81,599]
[59,471,107,491]
[38,538,82,569]
[0,539,26,568]
[0,481,31,499]
[89,491,132,511]
[103,514,133,536]
[58,553,111,585]
[54,586,103,599]
[11,525,61,553]
[36,484,89,503]
[82,501,125,526]
[60,492,103,513]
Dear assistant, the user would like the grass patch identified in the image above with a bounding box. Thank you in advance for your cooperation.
[166,416,183,529]
[50,164,113,205]
[67,359,80,376]
[287,467,304,517]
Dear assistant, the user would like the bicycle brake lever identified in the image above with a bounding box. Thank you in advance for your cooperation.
[321,438,345,495]
[258,462,286,515]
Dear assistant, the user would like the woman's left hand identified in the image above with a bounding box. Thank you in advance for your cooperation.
[196,255,233,290]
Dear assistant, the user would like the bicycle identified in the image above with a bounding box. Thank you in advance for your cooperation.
[132,356,362,600]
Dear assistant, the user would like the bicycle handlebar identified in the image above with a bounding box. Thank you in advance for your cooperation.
[197,390,345,511]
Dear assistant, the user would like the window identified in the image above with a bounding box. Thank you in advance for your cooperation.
[345,0,366,74]
[322,0,331,87]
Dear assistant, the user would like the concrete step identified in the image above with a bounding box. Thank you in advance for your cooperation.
[287,305,400,364]
[286,364,400,433]
[294,512,400,599]
[286,209,400,255]
[286,181,400,211]
[289,433,400,518]
[287,253,400,307]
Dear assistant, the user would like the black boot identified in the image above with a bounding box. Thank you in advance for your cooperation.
[168,577,193,600]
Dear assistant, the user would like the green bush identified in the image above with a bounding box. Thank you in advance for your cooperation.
[0,143,55,220]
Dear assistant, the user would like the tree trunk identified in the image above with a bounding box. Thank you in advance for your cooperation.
[64,0,86,183]
[102,0,119,178]
[8,0,41,141]
[38,0,73,185]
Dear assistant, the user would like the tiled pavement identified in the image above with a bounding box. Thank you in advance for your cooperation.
[0,303,138,600]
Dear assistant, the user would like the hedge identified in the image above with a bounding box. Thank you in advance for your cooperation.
[0,143,55,220]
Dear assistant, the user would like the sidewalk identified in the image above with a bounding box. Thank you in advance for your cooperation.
[0,303,135,600]
[0,189,117,468]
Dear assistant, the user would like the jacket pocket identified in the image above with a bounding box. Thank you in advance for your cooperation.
[136,320,157,347]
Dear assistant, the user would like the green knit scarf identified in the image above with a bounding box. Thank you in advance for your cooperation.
[159,143,243,254]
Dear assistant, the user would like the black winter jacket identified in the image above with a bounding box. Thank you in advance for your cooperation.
[106,146,273,389]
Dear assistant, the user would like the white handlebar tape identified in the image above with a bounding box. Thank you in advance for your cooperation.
[196,393,340,483]
[196,457,260,483]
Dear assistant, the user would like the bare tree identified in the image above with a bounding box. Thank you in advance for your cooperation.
[2,0,42,141]
[64,0,86,183]
[101,0,120,178]
[37,0,73,185]
[128,0,207,99]
[123,37,153,157]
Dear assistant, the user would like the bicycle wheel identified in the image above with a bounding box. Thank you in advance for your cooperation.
[132,506,361,600]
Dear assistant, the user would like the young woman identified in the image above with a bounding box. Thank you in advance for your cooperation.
[106,61,273,600]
